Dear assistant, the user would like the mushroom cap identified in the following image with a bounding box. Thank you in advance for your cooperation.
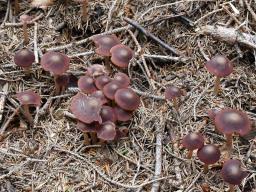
[78,75,97,94]
[91,34,121,57]
[86,64,107,77]
[164,85,182,100]
[214,109,252,136]
[114,88,140,111]
[103,81,123,100]
[14,49,35,68]
[113,72,130,88]
[16,90,41,106]
[114,106,133,122]
[20,14,33,23]
[91,90,109,105]
[70,93,102,124]
[221,159,248,185]
[182,133,204,150]
[97,121,116,141]
[41,52,70,75]
[54,74,69,88]
[77,121,100,133]
[197,144,221,165]
[110,44,134,68]
[95,75,112,90]
[207,109,219,121]
[205,55,233,77]
[100,106,117,123]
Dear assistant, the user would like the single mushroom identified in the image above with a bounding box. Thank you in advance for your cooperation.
[221,159,248,192]
[78,75,97,94]
[214,108,252,150]
[197,144,221,173]
[103,81,123,100]
[41,51,70,95]
[205,55,233,95]
[77,121,99,145]
[14,48,35,73]
[114,88,140,111]
[110,44,134,68]
[20,15,33,45]
[114,106,133,122]
[100,106,117,123]
[16,90,41,124]
[70,93,102,124]
[91,34,121,70]
[86,64,107,77]
[95,75,112,90]
[182,132,204,159]
[164,85,184,111]
[73,0,89,21]
[113,72,130,88]
[91,90,108,105]
[97,121,116,141]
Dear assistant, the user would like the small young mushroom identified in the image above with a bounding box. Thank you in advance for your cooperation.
[100,106,117,123]
[20,15,33,45]
[95,75,112,90]
[78,75,97,94]
[14,48,35,72]
[114,88,140,111]
[113,72,130,88]
[164,85,183,111]
[205,55,233,95]
[221,159,248,192]
[73,0,89,21]
[91,90,108,105]
[182,133,204,159]
[197,144,221,173]
[214,108,252,150]
[114,106,133,122]
[103,81,123,100]
[86,64,107,77]
[77,121,99,145]
[110,44,134,68]
[41,51,70,95]
[70,93,102,124]
[97,121,116,141]
[16,90,41,124]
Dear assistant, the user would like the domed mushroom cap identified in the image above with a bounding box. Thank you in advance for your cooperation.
[114,88,140,111]
[214,109,252,136]
[41,52,70,75]
[16,90,41,106]
[103,81,123,100]
[100,106,117,123]
[197,144,221,165]
[182,133,204,150]
[164,85,183,100]
[114,106,133,122]
[221,159,248,185]
[110,44,134,68]
[97,121,116,141]
[113,72,130,88]
[86,64,107,77]
[77,121,100,133]
[91,34,121,57]
[14,49,35,68]
[95,75,112,90]
[20,14,33,23]
[207,109,219,121]
[70,93,102,124]
[91,90,108,105]
[78,75,97,94]
[205,55,233,77]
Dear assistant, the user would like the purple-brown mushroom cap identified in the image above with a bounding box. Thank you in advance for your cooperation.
[113,72,130,88]
[78,75,97,94]
[77,121,100,133]
[70,93,102,124]
[14,49,35,68]
[103,81,123,100]
[114,106,133,122]
[97,121,116,141]
[100,106,117,123]
[214,109,252,136]
[221,159,248,185]
[114,88,140,111]
[95,75,112,90]
[16,90,41,106]
[41,52,70,75]
[164,85,183,100]
[205,55,233,77]
[110,44,134,68]
[91,90,108,105]
[197,144,221,165]
[86,64,107,77]
[182,133,204,150]
[20,14,33,23]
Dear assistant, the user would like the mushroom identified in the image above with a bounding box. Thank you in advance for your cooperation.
[164,85,184,111]
[73,0,89,21]
[41,51,70,95]
[197,144,221,173]
[182,133,204,159]
[20,15,33,45]
[114,88,140,111]
[70,92,102,124]
[77,121,99,145]
[103,81,123,100]
[86,64,107,77]
[95,75,111,90]
[16,90,41,124]
[78,75,97,94]
[110,44,134,68]
[113,72,130,88]
[14,48,35,73]
[221,159,248,192]
[91,34,121,69]
[214,108,252,150]
[97,121,116,141]
[100,106,117,123]
[205,55,233,94]
[91,90,108,105]
[114,106,133,122]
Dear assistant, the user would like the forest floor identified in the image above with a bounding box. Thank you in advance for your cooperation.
[0,0,255,191]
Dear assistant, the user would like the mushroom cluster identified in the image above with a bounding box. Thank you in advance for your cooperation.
[70,64,140,145]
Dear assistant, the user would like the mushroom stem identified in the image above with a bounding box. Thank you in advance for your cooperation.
[173,98,179,111]
[83,132,90,145]
[81,0,88,21]
[214,76,221,95]
[187,150,193,159]
[23,104,33,124]
[54,75,61,95]
[14,0,20,15]
[203,164,209,173]
[226,134,233,150]
[90,132,98,144]
[104,56,111,72]
[23,22,29,45]
[229,184,235,192]
[24,67,31,75]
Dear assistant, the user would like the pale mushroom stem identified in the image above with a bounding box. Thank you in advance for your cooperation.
[90,132,98,144]
[23,22,29,45]
[14,0,20,15]
[226,134,233,150]
[187,150,193,159]
[229,184,234,192]
[81,0,88,21]
[83,132,90,145]
[23,104,33,124]
[214,76,221,95]
[173,98,179,111]
[203,164,209,173]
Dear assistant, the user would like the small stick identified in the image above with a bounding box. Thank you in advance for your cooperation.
[33,22,39,63]
[0,107,20,134]
[4,13,44,27]
[214,76,221,95]
[243,0,256,22]
[0,84,8,123]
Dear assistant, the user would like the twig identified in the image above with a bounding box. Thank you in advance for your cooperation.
[0,0,10,28]
[105,0,118,31]
[169,7,194,27]
[33,22,39,63]
[184,171,203,192]
[143,54,190,63]
[0,83,8,124]
[194,8,223,25]
[4,13,44,27]
[0,107,20,134]
[244,0,256,22]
